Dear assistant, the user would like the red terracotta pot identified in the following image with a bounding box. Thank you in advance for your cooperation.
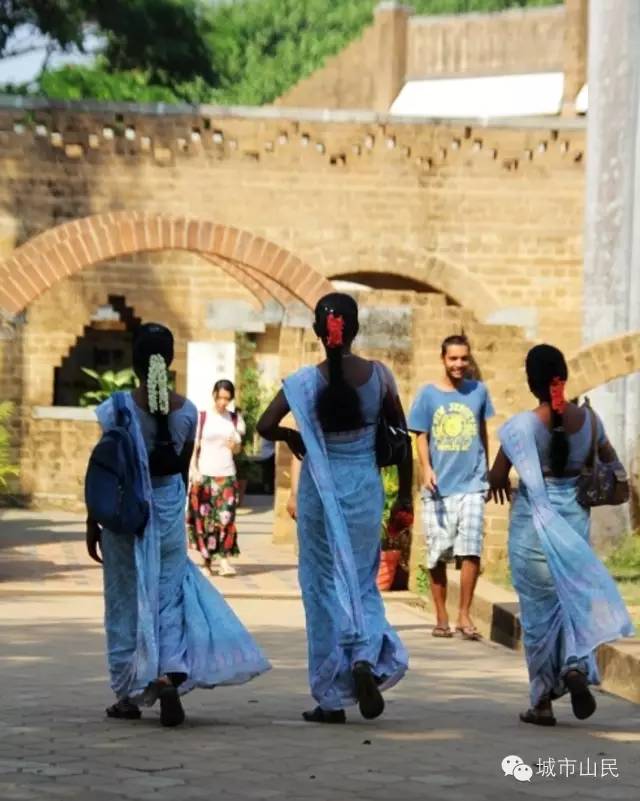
[377,549,402,591]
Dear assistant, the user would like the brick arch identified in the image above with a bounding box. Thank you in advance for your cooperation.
[0,212,333,316]
[327,256,502,321]
[567,333,640,397]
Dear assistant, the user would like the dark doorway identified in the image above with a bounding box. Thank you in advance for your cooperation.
[54,296,141,406]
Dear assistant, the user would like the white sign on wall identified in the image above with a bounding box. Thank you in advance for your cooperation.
[186,341,236,412]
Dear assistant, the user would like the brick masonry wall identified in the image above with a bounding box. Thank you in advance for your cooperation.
[0,107,587,351]
[275,20,379,110]
[406,6,566,79]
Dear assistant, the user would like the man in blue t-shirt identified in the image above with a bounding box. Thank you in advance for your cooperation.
[408,334,495,641]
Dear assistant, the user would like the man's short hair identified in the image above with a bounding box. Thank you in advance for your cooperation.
[441,334,470,357]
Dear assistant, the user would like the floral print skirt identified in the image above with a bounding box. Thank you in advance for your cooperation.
[187,475,240,558]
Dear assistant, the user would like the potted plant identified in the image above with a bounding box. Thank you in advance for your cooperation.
[377,468,413,591]
[79,367,138,406]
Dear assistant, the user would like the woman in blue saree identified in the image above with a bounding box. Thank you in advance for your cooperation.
[257,293,411,723]
[489,344,633,726]
[86,323,270,726]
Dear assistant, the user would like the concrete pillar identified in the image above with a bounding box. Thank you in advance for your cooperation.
[583,0,640,533]
[373,3,413,113]
[562,0,588,115]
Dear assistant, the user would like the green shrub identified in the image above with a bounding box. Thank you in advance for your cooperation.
[0,401,19,489]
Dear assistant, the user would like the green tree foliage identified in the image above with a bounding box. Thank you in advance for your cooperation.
[37,63,181,103]
[0,0,214,88]
[96,0,215,85]
[0,1,86,58]
[1,0,558,104]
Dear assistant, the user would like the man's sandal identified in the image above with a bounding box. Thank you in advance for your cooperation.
[432,625,453,638]
[456,625,481,641]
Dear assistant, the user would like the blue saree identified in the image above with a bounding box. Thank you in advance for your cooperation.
[96,394,271,703]
[283,366,408,711]
[500,412,633,706]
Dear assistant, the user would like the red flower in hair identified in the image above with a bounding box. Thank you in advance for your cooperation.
[325,313,345,348]
[549,377,567,414]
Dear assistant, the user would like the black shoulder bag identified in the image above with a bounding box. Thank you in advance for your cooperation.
[374,362,411,469]
[576,399,629,508]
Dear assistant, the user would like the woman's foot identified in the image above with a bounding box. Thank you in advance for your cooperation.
[520,697,556,726]
[302,706,346,724]
[565,669,596,720]
[219,557,237,577]
[519,707,557,726]
[106,699,141,720]
[352,661,385,720]
[159,685,185,727]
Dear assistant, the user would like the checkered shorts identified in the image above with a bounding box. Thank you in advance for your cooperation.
[422,491,485,569]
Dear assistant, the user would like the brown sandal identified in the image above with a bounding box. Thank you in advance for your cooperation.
[432,625,453,638]
[456,625,481,641]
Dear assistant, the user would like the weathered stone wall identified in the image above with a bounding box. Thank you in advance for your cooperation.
[274,14,381,110]
[0,103,587,351]
[22,413,100,510]
[18,251,258,407]
[406,5,565,79]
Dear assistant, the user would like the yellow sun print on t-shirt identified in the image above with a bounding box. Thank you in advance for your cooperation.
[432,402,478,452]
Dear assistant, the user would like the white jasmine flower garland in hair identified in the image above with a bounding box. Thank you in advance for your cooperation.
[147,354,170,415]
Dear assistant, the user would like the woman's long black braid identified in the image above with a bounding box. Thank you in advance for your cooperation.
[315,293,365,433]
[133,323,177,474]
[526,344,570,477]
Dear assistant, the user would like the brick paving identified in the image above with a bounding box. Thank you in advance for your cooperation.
[1,503,639,801]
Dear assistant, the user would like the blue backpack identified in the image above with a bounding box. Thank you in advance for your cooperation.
[85,392,149,536]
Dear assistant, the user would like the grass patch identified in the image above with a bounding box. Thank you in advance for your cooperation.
[605,534,640,629]
[415,564,430,596]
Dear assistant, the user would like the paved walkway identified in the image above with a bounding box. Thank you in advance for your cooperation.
[1,503,639,801]
[0,497,299,598]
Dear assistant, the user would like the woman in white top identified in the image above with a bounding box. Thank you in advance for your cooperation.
[187,379,246,577]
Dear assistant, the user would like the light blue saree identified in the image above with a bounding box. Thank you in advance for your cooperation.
[500,412,633,706]
[96,394,271,703]
[283,366,408,711]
